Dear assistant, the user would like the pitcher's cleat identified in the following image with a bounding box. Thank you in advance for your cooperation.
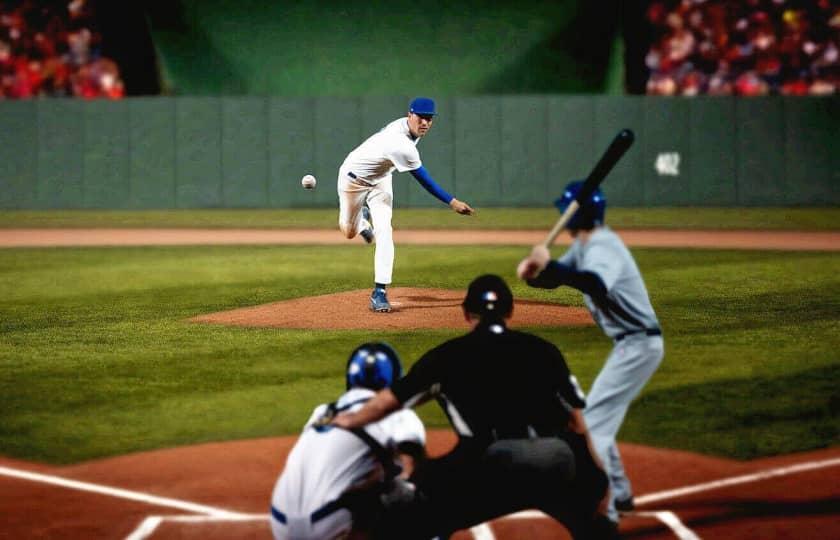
[369,288,391,312]
[360,227,374,244]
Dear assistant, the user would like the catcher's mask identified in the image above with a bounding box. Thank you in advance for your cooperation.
[346,342,402,391]
[554,180,607,230]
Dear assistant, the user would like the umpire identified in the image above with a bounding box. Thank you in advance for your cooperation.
[333,274,618,539]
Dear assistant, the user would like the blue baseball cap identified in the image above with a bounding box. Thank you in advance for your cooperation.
[409,97,436,116]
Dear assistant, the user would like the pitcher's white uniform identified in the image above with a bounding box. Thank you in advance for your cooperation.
[337,117,421,285]
[270,387,425,540]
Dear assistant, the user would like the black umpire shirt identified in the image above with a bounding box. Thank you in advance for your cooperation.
[390,319,586,451]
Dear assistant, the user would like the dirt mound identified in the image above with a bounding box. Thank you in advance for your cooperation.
[190,287,593,330]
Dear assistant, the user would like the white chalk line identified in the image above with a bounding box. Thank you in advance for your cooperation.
[504,455,840,522]
[635,511,701,540]
[634,456,840,505]
[125,513,267,540]
[0,465,245,518]
[3,455,838,539]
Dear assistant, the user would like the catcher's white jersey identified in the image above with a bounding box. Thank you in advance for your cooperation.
[340,118,422,183]
[270,387,425,540]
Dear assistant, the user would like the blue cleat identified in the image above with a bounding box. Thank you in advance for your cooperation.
[369,287,391,313]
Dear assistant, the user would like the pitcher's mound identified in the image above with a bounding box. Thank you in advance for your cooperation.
[191,287,593,330]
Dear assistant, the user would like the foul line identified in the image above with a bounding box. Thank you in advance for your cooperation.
[0,466,244,518]
[636,511,700,540]
[4,455,839,540]
[634,456,840,506]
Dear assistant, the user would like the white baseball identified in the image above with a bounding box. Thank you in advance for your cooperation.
[301,174,317,190]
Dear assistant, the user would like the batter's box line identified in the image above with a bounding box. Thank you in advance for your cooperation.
[126,513,267,540]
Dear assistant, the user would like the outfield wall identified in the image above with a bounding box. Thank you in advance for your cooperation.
[1,96,837,209]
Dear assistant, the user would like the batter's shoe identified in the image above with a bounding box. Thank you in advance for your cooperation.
[370,288,391,313]
[360,205,374,244]
[615,496,635,513]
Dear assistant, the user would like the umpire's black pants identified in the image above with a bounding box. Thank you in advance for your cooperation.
[372,433,613,540]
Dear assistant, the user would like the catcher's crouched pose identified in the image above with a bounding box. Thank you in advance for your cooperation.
[269,342,426,540]
[334,275,618,540]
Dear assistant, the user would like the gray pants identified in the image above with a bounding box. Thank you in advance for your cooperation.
[584,334,664,521]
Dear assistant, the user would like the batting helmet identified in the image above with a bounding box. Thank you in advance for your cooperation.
[554,180,606,230]
[346,342,403,391]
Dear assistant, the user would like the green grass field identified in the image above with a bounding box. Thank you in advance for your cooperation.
[0,209,838,464]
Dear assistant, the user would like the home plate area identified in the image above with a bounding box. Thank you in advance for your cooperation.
[1,433,838,539]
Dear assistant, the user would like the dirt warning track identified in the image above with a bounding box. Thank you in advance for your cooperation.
[1,228,839,250]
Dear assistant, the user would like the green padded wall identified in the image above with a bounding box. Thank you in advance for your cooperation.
[737,98,787,205]
[37,100,85,208]
[222,97,269,208]
[268,98,315,208]
[0,102,37,209]
[501,96,550,207]
[547,96,595,200]
[1,96,837,209]
[784,97,839,205]
[688,98,737,205]
[175,97,222,207]
[128,98,176,208]
[84,100,130,208]
[454,97,502,208]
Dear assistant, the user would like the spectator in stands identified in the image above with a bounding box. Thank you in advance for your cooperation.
[0,0,123,99]
[646,0,839,96]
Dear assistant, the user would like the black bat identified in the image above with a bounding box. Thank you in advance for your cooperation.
[542,129,635,247]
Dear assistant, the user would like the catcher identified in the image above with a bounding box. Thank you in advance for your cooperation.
[269,342,426,540]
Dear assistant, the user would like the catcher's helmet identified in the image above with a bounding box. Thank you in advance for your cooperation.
[554,180,606,230]
[346,342,402,391]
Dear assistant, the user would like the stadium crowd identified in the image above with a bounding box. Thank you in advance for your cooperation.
[0,0,123,99]
[646,0,839,96]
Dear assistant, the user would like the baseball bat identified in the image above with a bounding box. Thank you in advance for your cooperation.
[541,128,635,248]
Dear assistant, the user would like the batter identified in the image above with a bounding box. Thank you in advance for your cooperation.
[517,180,665,524]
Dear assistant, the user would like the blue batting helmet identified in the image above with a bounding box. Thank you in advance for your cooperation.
[346,342,402,391]
[553,180,607,230]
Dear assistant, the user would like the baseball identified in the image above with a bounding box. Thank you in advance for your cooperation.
[301,174,317,190]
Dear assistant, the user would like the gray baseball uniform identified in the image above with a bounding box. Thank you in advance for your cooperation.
[536,225,664,522]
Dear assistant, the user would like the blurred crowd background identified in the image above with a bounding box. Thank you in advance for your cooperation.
[0,0,837,99]
[646,0,839,96]
[0,0,123,98]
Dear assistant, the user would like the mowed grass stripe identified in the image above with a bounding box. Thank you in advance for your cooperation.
[0,244,838,463]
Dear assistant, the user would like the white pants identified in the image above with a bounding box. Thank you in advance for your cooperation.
[337,169,394,285]
[270,508,353,540]
[583,334,664,521]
